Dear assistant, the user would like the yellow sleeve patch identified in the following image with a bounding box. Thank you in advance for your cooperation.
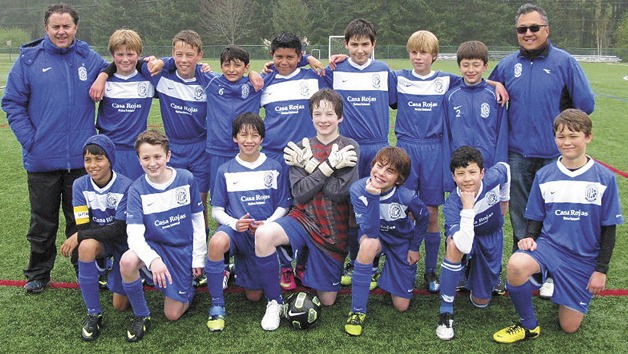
[74,205,90,225]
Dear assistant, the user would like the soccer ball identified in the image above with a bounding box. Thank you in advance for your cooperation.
[283,292,321,330]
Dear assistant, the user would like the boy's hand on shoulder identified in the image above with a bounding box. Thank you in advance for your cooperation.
[328,54,348,70]
[262,61,274,74]
[89,73,108,102]
[249,71,264,91]
[199,62,212,73]
[493,81,509,106]
[150,258,172,288]
[147,57,164,76]
[516,237,537,251]
[307,56,325,76]
[587,271,607,295]
[60,232,79,257]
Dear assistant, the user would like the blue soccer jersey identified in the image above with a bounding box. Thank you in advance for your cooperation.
[212,153,291,220]
[73,171,133,227]
[525,158,624,259]
[444,79,508,168]
[96,71,155,149]
[325,59,395,145]
[147,66,207,144]
[260,68,326,153]
[392,70,462,143]
[444,162,511,238]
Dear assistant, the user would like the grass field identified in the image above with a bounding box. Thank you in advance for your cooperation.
[0,58,626,353]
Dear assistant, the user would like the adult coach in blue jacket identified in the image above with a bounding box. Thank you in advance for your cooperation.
[2,3,108,294]
[489,3,594,252]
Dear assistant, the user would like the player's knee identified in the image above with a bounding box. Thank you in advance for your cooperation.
[505,255,531,283]
[208,232,229,259]
[77,239,99,261]
[119,251,140,277]
[358,237,381,260]
[445,237,464,262]
[245,290,263,302]
[560,320,582,334]
[393,300,410,313]
[164,309,183,321]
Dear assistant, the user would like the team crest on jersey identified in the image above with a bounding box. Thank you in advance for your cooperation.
[106,193,118,209]
[372,74,381,89]
[175,187,189,205]
[194,87,205,101]
[137,82,149,97]
[388,203,403,220]
[241,84,250,99]
[486,191,498,206]
[434,79,444,93]
[300,82,310,97]
[78,66,88,81]
[514,63,522,78]
[263,172,274,188]
[584,184,599,202]
[480,102,490,118]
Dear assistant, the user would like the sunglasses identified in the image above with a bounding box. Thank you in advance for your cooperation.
[516,25,548,34]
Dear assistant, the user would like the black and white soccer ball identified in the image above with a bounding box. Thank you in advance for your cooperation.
[283,291,321,330]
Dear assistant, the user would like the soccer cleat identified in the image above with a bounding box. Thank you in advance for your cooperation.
[425,271,440,293]
[96,259,109,290]
[369,272,380,291]
[279,267,297,291]
[493,322,541,343]
[340,263,354,286]
[193,273,207,288]
[435,312,454,340]
[223,264,234,290]
[261,299,283,331]
[344,312,366,336]
[98,273,108,290]
[207,306,225,332]
[126,316,151,342]
[492,278,506,296]
[81,313,103,341]
[456,271,468,292]
[539,277,554,299]
[24,279,49,294]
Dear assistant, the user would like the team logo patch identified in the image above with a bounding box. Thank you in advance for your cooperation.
[434,78,444,93]
[263,172,274,188]
[241,84,250,99]
[584,184,599,202]
[300,82,310,97]
[78,66,88,81]
[106,193,118,209]
[194,87,205,101]
[137,82,149,97]
[514,63,522,78]
[175,187,190,205]
[372,74,381,89]
[486,191,498,206]
[480,102,490,118]
[388,203,403,220]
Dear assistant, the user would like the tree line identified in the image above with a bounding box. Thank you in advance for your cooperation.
[0,0,626,51]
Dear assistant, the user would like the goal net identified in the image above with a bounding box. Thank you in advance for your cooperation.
[328,35,375,60]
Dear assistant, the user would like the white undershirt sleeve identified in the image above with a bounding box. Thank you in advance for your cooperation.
[265,207,289,223]
[127,223,160,270]
[191,211,207,268]
[453,209,476,254]
[211,206,238,231]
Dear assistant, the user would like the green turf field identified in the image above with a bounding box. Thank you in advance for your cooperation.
[0,58,626,352]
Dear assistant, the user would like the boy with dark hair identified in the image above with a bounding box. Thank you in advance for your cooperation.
[445,40,508,170]
[255,89,359,331]
[94,29,154,181]
[345,146,429,336]
[323,18,396,290]
[60,134,133,341]
[119,130,206,342]
[435,146,510,340]
[493,109,622,343]
[205,112,291,332]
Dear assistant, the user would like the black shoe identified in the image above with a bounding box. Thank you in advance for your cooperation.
[126,316,150,342]
[24,280,49,294]
[81,313,103,341]
[424,272,440,293]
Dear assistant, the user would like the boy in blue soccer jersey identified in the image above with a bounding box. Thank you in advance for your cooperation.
[435,146,510,340]
[493,109,623,343]
[205,112,291,332]
[255,89,359,331]
[445,41,508,170]
[92,29,154,181]
[60,134,133,341]
[391,31,508,294]
[322,18,395,290]
[345,147,430,336]
[119,130,206,342]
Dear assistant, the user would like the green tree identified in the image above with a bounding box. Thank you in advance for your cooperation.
[199,0,254,45]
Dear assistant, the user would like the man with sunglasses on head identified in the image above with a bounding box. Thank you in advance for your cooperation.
[488,3,594,298]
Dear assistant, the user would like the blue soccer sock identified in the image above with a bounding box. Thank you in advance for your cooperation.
[206,257,225,308]
[507,280,538,329]
[439,259,462,314]
[347,226,359,263]
[351,261,372,314]
[424,232,441,273]
[122,277,150,317]
[258,253,282,304]
[78,260,101,314]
